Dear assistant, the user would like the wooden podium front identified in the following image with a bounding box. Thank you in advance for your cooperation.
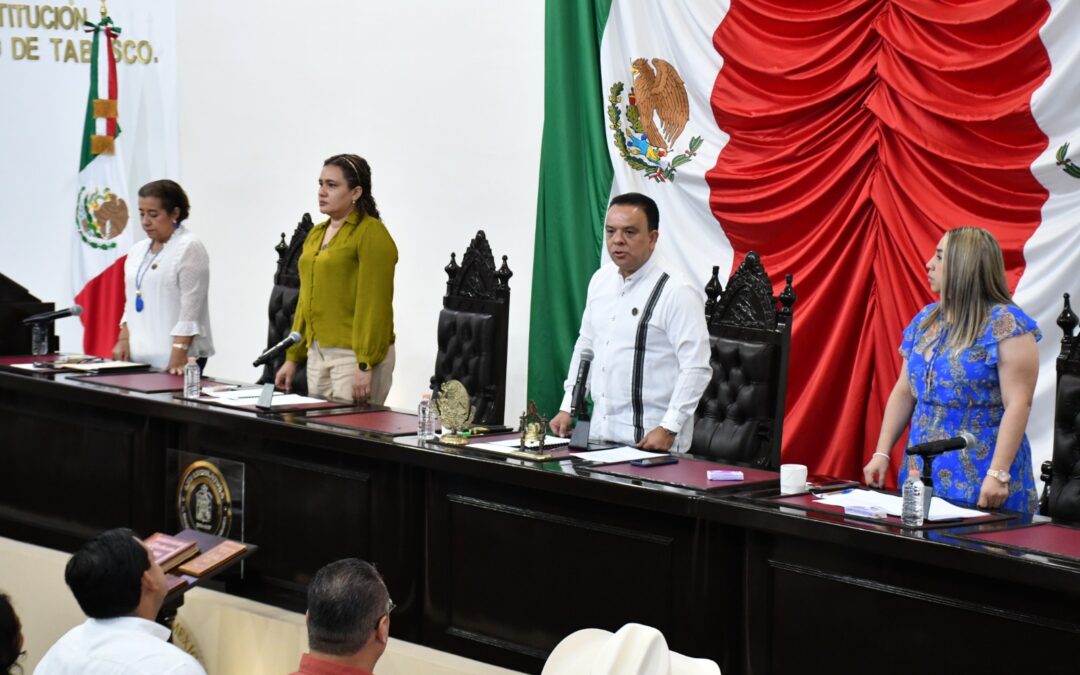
[2,367,1080,674]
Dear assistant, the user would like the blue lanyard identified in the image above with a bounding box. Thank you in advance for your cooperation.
[134,244,163,313]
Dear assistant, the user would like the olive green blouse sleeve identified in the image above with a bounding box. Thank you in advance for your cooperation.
[352,220,398,366]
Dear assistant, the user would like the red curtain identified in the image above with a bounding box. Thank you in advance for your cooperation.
[707,0,1051,484]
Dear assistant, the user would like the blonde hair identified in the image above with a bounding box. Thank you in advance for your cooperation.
[921,226,1013,351]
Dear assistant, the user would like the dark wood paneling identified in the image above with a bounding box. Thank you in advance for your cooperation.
[171,424,422,640]
[0,392,159,549]
[4,371,1080,675]
[424,473,739,673]
[746,532,1080,675]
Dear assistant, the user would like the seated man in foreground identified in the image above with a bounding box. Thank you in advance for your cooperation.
[35,527,205,675]
[291,558,392,675]
[551,192,712,452]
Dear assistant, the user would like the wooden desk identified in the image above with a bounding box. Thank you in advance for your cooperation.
[2,368,1079,674]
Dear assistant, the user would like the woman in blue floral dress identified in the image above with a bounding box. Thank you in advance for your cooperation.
[863,227,1040,512]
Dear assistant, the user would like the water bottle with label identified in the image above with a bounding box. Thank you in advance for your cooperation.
[901,457,925,527]
[183,357,201,399]
[417,392,435,440]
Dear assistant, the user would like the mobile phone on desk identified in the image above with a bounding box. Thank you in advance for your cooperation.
[630,455,678,467]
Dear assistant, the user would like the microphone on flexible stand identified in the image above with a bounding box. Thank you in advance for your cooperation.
[22,305,83,324]
[253,331,302,367]
[568,348,594,450]
[905,432,977,515]
[905,432,977,458]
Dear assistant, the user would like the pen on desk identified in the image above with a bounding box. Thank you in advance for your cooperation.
[809,486,854,497]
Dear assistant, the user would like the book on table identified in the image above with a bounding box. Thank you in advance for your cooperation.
[143,532,199,573]
[177,539,247,577]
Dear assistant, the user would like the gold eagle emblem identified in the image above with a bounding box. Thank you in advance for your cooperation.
[631,58,690,150]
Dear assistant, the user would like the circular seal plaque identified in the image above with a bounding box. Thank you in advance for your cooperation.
[176,460,232,536]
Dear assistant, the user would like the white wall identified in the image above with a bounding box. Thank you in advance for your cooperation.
[174,1,544,418]
[0,0,177,347]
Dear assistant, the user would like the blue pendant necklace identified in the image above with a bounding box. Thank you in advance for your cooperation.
[134,243,163,313]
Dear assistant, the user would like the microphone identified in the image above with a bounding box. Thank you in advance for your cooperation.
[22,305,83,324]
[569,348,594,420]
[253,331,301,367]
[905,432,977,458]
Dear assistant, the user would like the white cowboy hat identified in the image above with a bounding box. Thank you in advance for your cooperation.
[542,623,721,675]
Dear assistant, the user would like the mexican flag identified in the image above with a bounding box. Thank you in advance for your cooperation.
[72,14,132,357]
[528,0,1080,485]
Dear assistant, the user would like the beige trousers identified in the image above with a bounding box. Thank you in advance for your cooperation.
[307,341,395,405]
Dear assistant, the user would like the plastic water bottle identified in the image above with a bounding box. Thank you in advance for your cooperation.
[901,465,925,527]
[183,357,201,398]
[417,392,435,440]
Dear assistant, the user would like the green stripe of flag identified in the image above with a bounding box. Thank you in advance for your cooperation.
[527,0,615,418]
[79,26,101,172]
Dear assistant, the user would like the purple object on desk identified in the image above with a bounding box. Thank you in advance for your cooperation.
[591,457,778,492]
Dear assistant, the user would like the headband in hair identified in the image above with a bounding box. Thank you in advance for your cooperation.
[339,155,362,184]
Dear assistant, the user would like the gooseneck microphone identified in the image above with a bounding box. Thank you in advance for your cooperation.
[568,348,594,451]
[569,348,594,421]
[905,431,977,458]
[253,331,302,367]
[22,305,83,324]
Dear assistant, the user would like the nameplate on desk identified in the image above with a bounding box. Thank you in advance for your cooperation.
[256,382,276,409]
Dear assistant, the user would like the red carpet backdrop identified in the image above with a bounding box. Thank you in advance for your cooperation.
[529,0,1080,484]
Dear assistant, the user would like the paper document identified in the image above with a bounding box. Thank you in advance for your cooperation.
[469,443,527,455]
[9,363,51,371]
[815,489,985,521]
[487,436,569,448]
[572,447,667,464]
[270,394,325,405]
[58,360,147,371]
[203,386,265,400]
[203,392,325,407]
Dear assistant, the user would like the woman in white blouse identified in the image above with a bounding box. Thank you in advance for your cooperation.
[112,180,214,373]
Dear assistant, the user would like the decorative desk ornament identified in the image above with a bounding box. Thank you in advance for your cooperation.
[519,400,548,452]
[433,379,475,445]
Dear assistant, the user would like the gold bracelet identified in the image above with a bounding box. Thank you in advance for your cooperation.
[872,452,891,462]
[172,343,188,351]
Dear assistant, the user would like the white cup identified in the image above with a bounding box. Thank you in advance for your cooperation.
[780,464,808,495]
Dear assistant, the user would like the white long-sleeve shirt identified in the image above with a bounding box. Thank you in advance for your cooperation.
[121,225,214,370]
[560,255,712,452]
[34,616,206,675]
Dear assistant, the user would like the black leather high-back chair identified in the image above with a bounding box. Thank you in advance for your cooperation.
[258,213,313,395]
[431,231,512,425]
[1040,293,1080,521]
[690,252,795,470]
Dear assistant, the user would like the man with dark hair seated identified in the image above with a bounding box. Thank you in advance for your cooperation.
[34,528,205,675]
[291,558,393,675]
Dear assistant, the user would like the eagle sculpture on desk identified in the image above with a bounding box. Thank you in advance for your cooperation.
[631,57,689,150]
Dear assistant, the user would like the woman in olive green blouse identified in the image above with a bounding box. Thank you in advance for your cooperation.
[274,154,398,404]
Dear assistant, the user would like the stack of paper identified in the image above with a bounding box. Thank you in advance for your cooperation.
[571,447,667,464]
[815,489,985,521]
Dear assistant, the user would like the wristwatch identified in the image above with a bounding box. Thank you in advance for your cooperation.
[986,469,1010,484]
[357,362,369,372]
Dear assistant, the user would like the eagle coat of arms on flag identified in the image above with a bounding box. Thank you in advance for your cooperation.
[607,58,703,183]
